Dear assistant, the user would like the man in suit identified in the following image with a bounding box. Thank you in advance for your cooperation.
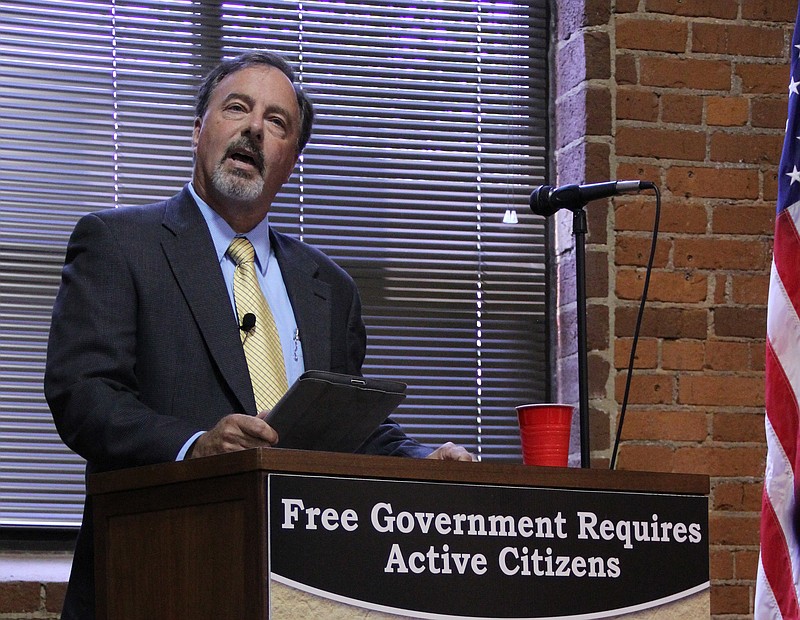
[45,51,473,619]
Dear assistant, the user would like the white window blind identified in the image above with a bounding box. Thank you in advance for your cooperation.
[0,0,549,527]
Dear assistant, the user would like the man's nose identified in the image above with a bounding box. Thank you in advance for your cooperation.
[243,114,264,141]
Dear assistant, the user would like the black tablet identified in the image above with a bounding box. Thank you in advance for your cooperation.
[264,370,407,453]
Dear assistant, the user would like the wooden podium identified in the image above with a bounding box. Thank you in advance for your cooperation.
[89,449,710,619]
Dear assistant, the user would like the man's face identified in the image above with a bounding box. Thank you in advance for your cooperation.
[192,65,300,216]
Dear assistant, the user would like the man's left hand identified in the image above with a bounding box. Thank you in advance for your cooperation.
[426,442,476,461]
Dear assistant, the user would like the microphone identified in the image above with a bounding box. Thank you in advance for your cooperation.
[530,180,654,216]
[240,313,256,332]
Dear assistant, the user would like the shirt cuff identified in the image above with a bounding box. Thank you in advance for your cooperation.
[176,431,205,461]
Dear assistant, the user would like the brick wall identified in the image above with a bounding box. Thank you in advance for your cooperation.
[0,581,65,619]
[553,0,796,617]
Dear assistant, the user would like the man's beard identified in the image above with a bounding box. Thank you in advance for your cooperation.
[211,137,265,201]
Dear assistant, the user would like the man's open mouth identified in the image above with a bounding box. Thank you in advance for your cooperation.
[223,138,264,173]
[229,150,259,169]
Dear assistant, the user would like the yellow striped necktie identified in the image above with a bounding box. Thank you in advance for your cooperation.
[227,237,289,412]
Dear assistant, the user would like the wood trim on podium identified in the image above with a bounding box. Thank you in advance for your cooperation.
[89,450,708,619]
[89,447,709,496]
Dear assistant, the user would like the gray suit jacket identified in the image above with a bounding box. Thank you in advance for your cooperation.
[45,186,430,618]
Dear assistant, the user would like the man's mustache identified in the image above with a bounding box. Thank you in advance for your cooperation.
[223,137,265,173]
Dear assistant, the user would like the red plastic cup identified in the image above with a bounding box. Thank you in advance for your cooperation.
[516,403,573,467]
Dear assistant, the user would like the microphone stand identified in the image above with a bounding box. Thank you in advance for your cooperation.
[531,180,656,469]
[572,207,591,468]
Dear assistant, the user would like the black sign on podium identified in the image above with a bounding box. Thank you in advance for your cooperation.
[269,474,708,619]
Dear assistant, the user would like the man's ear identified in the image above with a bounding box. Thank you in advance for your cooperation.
[192,117,202,151]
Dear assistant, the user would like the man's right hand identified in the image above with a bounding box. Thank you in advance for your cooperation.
[188,411,278,458]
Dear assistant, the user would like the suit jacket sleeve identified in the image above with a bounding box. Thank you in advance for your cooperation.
[45,212,207,471]
[44,201,250,472]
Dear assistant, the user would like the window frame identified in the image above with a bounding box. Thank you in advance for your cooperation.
[0,0,551,529]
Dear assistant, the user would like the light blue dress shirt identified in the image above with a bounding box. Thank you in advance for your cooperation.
[176,183,305,459]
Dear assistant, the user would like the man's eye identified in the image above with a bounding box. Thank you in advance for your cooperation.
[268,116,286,128]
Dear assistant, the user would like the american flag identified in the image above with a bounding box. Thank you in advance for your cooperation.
[757,7,800,618]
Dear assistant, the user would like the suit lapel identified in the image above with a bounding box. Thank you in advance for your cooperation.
[160,188,257,414]
[271,230,332,371]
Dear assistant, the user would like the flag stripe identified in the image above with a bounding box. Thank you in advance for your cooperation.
[773,203,800,330]
[761,346,800,617]
[760,477,800,618]
[767,255,800,467]
[757,558,781,619]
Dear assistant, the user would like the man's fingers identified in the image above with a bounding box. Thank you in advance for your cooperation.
[426,442,476,461]
[241,414,279,444]
[190,414,277,458]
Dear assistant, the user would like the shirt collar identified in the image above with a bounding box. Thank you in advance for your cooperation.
[188,182,272,276]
